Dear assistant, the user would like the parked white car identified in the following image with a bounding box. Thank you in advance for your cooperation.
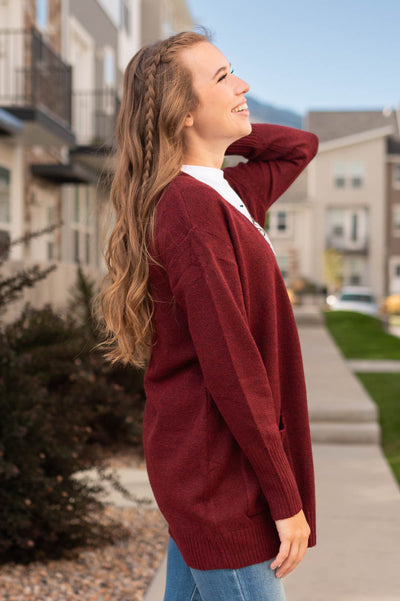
[326,286,379,315]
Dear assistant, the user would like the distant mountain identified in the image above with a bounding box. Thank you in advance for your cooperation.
[246,96,303,129]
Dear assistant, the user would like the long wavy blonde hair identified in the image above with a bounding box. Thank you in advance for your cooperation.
[100,31,208,368]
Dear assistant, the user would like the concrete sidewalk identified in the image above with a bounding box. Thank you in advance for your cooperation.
[346,359,400,372]
[125,308,400,601]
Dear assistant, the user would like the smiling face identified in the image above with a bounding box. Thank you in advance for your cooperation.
[178,41,251,166]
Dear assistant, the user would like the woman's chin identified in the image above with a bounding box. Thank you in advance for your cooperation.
[238,120,252,138]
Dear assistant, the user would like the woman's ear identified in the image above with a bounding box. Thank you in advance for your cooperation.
[184,113,194,128]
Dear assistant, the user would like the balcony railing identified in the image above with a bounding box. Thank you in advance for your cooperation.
[326,236,369,253]
[72,88,120,146]
[0,27,72,127]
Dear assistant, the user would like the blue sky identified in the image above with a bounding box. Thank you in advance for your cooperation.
[185,0,399,116]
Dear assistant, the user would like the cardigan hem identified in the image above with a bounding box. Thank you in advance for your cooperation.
[169,512,316,571]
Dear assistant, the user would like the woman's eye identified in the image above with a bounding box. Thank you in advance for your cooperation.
[218,68,234,83]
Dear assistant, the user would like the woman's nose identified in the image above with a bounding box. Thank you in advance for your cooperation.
[234,75,250,95]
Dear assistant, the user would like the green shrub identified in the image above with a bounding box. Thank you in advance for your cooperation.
[0,303,146,563]
[5,303,145,455]
[0,229,149,563]
[0,328,108,563]
[0,254,147,562]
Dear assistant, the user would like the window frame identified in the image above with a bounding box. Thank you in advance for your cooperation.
[393,164,400,190]
[71,186,94,265]
[276,253,289,280]
[0,165,11,226]
[266,209,293,238]
[392,204,400,238]
[326,207,368,250]
[332,160,365,189]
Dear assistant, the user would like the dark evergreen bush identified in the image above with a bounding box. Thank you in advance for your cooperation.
[0,327,108,563]
[5,300,145,453]
[0,255,146,563]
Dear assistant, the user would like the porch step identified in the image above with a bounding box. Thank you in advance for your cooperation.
[310,421,381,445]
[309,402,378,424]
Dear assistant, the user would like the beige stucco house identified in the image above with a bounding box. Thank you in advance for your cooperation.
[0,0,193,320]
[302,109,400,299]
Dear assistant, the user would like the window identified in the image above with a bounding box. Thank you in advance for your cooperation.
[333,161,364,188]
[104,48,115,87]
[326,208,368,250]
[74,229,79,263]
[350,161,364,188]
[0,230,10,259]
[351,213,358,241]
[344,257,366,287]
[389,258,400,294]
[46,206,54,260]
[393,205,400,236]
[71,187,93,265]
[36,0,48,30]
[103,47,116,115]
[277,254,289,280]
[327,209,345,242]
[277,211,287,232]
[333,225,344,237]
[267,210,292,237]
[333,162,346,188]
[0,166,10,224]
[394,164,400,188]
[120,0,131,35]
[351,177,362,188]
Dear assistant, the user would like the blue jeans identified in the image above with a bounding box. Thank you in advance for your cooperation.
[163,538,287,601]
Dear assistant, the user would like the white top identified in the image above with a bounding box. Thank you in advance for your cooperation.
[181,164,276,256]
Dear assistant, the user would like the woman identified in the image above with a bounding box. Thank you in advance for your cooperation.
[101,30,319,601]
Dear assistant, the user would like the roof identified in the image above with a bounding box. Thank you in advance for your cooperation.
[304,109,399,143]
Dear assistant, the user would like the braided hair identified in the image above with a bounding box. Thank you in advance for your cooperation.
[99,31,208,367]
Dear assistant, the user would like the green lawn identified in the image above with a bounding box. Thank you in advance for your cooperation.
[324,310,400,359]
[323,310,400,484]
[356,373,400,483]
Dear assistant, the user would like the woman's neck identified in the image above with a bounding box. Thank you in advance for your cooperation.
[183,137,227,169]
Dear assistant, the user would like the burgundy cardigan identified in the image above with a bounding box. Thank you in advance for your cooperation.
[143,124,319,570]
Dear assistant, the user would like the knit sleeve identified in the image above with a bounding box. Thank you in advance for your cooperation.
[157,199,303,521]
[223,123,319,226]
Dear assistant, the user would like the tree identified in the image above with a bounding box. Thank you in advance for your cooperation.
[0,224,58,315]
[322,248,343,293]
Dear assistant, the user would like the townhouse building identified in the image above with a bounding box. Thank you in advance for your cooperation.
[226,111,316,292]
[264,167,315,293]
[386,136,400,294]
[0,0,72,308]
[0,0,192,319]
[303,109,400,299]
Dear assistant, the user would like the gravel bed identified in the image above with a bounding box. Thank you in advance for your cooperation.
[96,450,147,471]
[0,505,169,601]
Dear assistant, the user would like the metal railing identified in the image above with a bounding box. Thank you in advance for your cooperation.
[0,27,72,127]
[72,88,119,146]
[326,236,369,253]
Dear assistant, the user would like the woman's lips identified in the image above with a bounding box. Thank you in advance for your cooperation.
[231,102,248,113]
